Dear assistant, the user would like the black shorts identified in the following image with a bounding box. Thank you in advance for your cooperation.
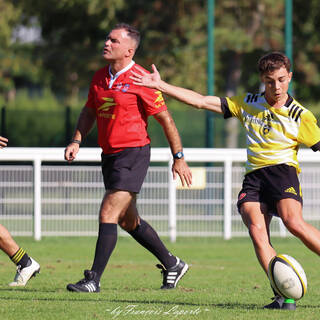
[237,164,303,216]
[101,144,150,193]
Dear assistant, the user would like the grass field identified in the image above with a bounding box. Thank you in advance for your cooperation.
[0,236,319,320]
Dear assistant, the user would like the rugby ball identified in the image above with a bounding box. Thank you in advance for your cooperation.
[268,254,307,300]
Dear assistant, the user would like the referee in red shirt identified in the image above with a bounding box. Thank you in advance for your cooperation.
[64,23,192,293]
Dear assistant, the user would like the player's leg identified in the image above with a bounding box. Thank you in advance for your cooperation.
[66,189,133,293]
[240,202,276,274]
[0,224,40,286]
[278,198,320,255]
[120,200,188,289]
[0,223,19,256]
[121,198,177,268]
[240,204,293,309]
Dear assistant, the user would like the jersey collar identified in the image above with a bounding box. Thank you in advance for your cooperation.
[108,60,135,88]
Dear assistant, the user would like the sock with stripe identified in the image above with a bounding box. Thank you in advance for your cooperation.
[91,223,117,282]
[10,248,31,268]
[128,219,177,269]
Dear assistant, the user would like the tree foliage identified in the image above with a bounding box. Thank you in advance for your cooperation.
[2,0,320,147]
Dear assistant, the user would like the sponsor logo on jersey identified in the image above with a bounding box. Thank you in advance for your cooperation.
[98,97,116,111]
[121,83,130,92]
[284,186,297,196]
[98,97,116,119]
[238,192,247,201]
[115,83,130,92]
[154,91,165,108]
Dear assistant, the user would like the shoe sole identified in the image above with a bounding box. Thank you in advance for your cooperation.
[66,284,84,292]
[66,284,100,293]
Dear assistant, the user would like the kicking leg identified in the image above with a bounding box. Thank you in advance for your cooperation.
[240,202,276,274]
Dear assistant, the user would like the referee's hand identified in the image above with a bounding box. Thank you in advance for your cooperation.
[172,159,192,187]
[64,142,80,163]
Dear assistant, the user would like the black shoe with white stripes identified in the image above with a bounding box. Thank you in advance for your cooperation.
[66,270,100,293]
[157,257,189,289]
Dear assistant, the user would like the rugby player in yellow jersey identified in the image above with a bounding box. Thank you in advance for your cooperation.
[131,52,320,310]
[0,136,40,286]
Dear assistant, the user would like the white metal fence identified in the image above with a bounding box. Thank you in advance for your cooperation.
[1,148,320,241]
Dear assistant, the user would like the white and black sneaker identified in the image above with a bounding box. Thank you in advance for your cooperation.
[157,257,189,289]
[67,270,100,293]
[9,257,40,287]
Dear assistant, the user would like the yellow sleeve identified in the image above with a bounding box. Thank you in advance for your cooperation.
[297,110,320,148]
[226,95,247,124]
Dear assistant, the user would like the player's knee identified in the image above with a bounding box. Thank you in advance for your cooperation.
[118,217,138,232]
[282,218,305,237]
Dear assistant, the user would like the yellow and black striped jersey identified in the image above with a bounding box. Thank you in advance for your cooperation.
[221,93,320,174]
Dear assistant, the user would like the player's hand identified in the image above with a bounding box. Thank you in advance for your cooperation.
[130,64,161,89]
[64,142,80,163]
[0,136,8,149]
[172,159,192,187]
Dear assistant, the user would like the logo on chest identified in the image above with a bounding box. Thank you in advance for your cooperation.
[115,83,130,92]
[98,97,116,119]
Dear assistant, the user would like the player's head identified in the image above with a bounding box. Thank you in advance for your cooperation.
[258,52,292,105]
[258,52,291,75]
[112,23,140,51]
[103,23,140,63]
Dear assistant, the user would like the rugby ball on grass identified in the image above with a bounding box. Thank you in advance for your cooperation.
[268,254,307,300]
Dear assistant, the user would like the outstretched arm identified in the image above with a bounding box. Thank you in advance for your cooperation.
[131,64,223,114]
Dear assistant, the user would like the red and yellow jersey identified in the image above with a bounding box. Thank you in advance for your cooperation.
[221,93,320,174]
[85,61,167,153]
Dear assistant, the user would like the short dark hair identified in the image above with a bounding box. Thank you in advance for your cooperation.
[258,52,291,75]
[112,23,140,50]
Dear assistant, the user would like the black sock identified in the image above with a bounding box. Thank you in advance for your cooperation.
[128,219,177,269]
[91,223,117,282]
[10,248,30,268]
[272,286,280,296]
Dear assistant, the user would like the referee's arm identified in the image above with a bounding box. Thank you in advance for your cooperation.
[154,110,192,187]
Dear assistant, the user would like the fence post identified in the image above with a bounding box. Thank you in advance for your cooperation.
[279,218,287,237]
[224,159,232,239]
[33,158,42,240]
[168,158,177,242]
[1,106,6,137]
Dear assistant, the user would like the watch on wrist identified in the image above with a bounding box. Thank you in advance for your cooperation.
[173,151,184,159]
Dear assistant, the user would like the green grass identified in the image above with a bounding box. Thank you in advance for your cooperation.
[0,237,319,319]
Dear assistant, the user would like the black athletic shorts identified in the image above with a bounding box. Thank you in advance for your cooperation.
[237,163,303,216]
[101,144,150,193]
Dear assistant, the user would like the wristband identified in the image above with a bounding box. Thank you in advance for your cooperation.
[71,139,81,145]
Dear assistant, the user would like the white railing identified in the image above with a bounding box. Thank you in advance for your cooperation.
[0,147,319,241]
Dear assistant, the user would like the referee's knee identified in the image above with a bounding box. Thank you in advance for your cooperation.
[118,216,139,232]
